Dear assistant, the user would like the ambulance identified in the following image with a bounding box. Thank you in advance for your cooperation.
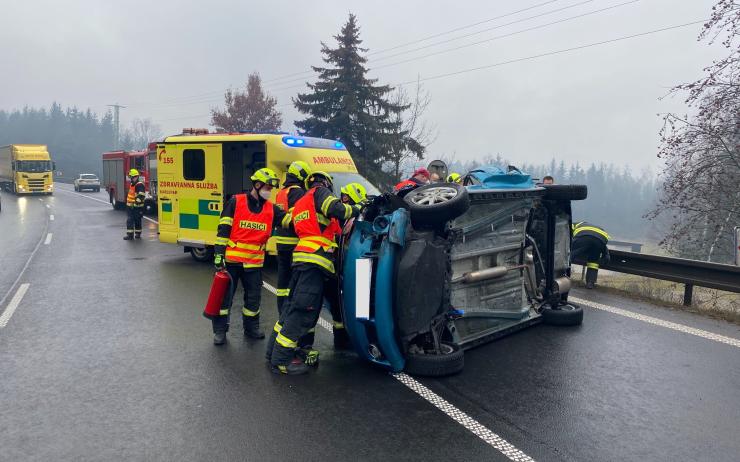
[156,129,379,261]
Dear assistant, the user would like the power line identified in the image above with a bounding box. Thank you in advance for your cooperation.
[372,0,640,71]
[395,19,706,86]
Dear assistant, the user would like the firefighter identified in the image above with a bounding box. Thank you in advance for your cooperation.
[267,171,361,375]
[211,168,291,345]
[394,167,430,197]
[571,221,610,289]
[273,161,312,315]
[446,172,462,184]
[123,169,146,240]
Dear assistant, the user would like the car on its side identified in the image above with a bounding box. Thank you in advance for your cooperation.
[74,173,100,192]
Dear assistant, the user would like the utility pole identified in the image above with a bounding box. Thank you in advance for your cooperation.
[107,103,126,149]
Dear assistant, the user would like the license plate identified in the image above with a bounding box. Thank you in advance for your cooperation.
[355,259,372,320]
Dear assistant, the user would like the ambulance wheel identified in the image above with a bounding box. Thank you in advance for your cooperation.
[404,342,464,377]
[404,183,469,230]
[190,246,214,262]
[542,184,588,201]
[541,303,583,326]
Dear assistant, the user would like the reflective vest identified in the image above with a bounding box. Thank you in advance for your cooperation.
[126,182,144,207]
[292,188,340,273]
[394,179,417,192]
[273,185,301,247]
[572,222,609,245]
[225,194,274,268]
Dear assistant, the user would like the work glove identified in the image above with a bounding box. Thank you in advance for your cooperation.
[214,254,225,271]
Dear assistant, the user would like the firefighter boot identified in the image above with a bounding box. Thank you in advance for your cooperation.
[213,331,227,345]
[123,233,134,240]
[243,315,265,339]
[585,266,598,289]
[333,326,352,350]
[134,232,142,239]
[271,356,310,375]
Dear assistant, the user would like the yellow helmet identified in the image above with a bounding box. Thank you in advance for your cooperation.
[288,160,312,181]
[128,169,140,176]
[447,173,461,183]
[340,182,367,205]
[251,167,280,187]
[305,171,333,190]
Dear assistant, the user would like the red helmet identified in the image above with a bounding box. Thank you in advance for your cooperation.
[413,167,431,180]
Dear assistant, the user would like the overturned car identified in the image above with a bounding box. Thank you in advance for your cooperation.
[339,165,587,376]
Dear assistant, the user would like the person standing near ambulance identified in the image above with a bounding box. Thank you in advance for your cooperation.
[123,169,146,240]
[267,171,360,375]
[210,168,291,345]
[273,161,312,315]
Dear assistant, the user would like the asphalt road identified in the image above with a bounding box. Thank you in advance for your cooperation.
[1,185,739,461]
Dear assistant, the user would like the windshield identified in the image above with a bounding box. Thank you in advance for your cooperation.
[81,174,98,179]
[17,160,52,172]
[330,172,380,197]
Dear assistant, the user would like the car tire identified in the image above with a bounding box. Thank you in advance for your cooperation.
[403,183,470,229]
[404,342,464,377]
[111,193,124,210]
[541,303,583,326]
[74,185,78,192]
[190,246,214,263]
[542,184,588,201]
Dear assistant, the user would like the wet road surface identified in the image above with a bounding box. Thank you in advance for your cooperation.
[1,185,739,461]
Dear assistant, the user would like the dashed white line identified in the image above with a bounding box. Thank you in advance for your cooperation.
[0,283,30,328]
[261,281,534,461]
[571,296,740,349]
[49,214,54,221]
[0,216,49,309]
[57,187,158,224]
[44,233,53,245]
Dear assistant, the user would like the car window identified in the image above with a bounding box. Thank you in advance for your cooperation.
[81,174,98,179]
[330,172,380,196]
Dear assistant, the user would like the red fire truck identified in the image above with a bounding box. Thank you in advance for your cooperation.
[102,144,157,214]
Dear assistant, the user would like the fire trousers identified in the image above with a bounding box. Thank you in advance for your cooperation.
[212,264,262,334]
[126,206,143,235]
[276,249,293,316]
[572,235,607,285]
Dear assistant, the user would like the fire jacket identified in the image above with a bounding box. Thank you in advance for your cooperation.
[273,174,306,251]
[126,181,146,208]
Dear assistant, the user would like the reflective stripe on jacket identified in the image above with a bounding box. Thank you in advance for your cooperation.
[572,221,610,245]
[273,184,302,247]
[292,187,340,273]
[225,194,274,268]
[126,182,145,207]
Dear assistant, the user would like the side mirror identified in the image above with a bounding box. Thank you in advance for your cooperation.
[52,162,57,171]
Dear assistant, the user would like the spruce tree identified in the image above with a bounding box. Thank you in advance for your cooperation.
[294,14,413,186]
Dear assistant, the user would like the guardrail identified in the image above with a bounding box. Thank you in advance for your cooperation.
[597,249,740,306]
[609,240,643,253]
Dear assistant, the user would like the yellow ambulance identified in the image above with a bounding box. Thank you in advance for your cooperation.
[155,130,379,261]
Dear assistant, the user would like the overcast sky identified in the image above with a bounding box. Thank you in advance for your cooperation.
[1,0,724,172]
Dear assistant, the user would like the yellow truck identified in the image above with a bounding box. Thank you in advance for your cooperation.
[0,144,55,195]
[156,130,379,261]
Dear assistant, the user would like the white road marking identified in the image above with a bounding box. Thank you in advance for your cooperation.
[44,233,53,245]
[571,296,740,349]
[57,187,158,224]
[261,281,534,461]
[49,214,54,221]
[0,216,49,309]
[0,284,30,328]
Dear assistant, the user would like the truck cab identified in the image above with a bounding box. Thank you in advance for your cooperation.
[0,144,55,195]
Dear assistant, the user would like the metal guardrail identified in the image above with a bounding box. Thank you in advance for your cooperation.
[600,249,740,306]
[609,240,643,253]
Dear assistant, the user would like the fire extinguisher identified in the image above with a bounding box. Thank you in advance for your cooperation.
[203,269,232,319]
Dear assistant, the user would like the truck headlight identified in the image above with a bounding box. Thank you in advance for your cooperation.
[46,185,53,190]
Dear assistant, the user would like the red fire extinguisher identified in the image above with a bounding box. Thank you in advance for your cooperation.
[203,269,232,319]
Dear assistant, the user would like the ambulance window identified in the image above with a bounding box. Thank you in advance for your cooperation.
[183,149,205,180]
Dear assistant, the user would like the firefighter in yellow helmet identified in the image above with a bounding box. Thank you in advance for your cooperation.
[123,169,146,240]
[571,221,610,289]
[446,172,462,184]
[266,171,361,375]
[273,161,312,315]
[210,168,291,345]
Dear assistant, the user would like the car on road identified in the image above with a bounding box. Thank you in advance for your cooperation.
[339,164,588,377]
[74,173,100,192]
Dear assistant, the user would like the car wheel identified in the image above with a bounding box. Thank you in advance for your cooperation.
[542,184,588,201]
[404,342,464,377]
[541,303,583,326]
[190,246,214,262]
[403,183,470,229]
[74,185,78,192]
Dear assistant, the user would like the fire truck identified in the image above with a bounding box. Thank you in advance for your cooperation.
[102,144,158,214]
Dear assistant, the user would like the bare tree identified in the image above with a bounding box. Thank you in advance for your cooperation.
[211,72,282,133]
[648,0,740,263]
[120,118,162,150]
[383,77,436,183]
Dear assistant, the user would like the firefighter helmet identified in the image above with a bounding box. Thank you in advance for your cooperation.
[306,171,333,190]
[446,172,462,183]
[288,161,312,181]
[251,168,280,187]
[128,169,140,176]
[340,182,367,205]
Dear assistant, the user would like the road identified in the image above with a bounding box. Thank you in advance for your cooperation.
[1,185,739,461]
